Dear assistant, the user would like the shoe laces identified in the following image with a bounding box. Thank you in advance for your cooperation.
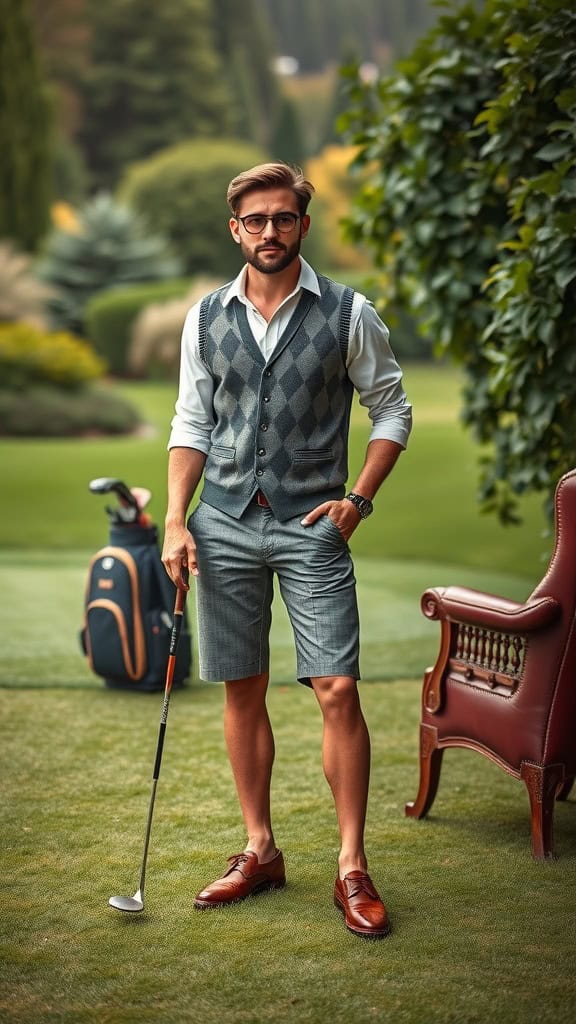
[227,852,251,869]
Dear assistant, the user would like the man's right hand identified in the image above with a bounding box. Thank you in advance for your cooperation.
[161,522,199,589]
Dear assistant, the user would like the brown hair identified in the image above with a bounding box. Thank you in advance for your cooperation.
[226,162,315,217]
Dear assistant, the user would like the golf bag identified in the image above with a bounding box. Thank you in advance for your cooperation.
[80,481,192,692]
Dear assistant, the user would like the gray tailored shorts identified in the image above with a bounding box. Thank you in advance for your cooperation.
[188,499,360,686]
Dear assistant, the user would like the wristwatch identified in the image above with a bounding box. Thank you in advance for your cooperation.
[344,492,374,519]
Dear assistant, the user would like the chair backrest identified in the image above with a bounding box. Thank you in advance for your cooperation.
[527,468,576,766]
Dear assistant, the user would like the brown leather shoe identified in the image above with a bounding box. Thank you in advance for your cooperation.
[194,850,286,909]
[334,871,391,939]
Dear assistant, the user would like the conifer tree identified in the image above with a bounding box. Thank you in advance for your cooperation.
[0,0,52,251]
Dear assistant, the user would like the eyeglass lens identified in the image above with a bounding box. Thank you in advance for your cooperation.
[241,213,299,234]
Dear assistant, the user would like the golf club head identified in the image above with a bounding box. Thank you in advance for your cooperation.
[89,477,139,510]
[108,890,144,913]
[105,504,139,525]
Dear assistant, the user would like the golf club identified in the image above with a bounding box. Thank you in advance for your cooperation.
[89,477,141,525]
[108,572,188,913]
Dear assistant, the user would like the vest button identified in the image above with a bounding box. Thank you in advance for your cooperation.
[260,423,268,431]
[258,448,265,456]
[264,369,272,377]
[256,469,263,477]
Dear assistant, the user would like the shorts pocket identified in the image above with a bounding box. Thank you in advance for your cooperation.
[315,514,348,548]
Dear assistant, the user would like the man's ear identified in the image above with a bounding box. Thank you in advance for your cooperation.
[229,217,241,244]
[300,214,311,240]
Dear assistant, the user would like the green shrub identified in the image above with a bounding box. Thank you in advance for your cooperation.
[38,193,181,335]
[84,278,192,375]
[0,384,141,437]
[118,139,267,277]
[0,242,55,329]
[128,277,223,379]
[0,322,106,391]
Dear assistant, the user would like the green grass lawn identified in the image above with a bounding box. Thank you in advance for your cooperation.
[2,682,576,1024]
[1,366,573,1024]
[0,364,550,579]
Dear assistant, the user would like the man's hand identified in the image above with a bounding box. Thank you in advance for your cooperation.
[161,522,199,589]
[300,499,361,543]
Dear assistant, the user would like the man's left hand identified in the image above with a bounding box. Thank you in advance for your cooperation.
[300,499,361,542]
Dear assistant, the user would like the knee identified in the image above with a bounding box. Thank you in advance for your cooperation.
[312,675,361,718]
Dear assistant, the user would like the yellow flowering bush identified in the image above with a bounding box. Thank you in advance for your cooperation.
[0,322,106,391]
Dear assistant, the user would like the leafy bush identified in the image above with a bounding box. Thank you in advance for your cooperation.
[84,279,193,375]
[128,277,223,379]
[341,0,576,521]
[0,384,141,437]
[0,322,105,391]
[38,193,181,335]
[306,146,372,271]
[0,242,55,329]
[118,139,267,277]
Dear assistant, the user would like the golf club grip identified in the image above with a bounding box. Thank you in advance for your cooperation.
[153,722,167,779]
[169,579,188,656]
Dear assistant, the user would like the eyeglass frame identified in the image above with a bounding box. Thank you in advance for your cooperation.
[236,212,301,235]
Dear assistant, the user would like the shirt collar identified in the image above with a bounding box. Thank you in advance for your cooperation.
[221,257,321,308]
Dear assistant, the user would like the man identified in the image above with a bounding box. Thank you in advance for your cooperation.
[162,162,412,939]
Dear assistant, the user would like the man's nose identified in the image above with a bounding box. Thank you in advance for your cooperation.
[262,217,281,239]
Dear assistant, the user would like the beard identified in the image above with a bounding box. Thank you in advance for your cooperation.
[241,234,302,275]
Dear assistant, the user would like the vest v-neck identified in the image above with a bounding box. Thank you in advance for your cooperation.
[235,291,315,366]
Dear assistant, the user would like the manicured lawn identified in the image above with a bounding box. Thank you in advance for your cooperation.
[0,365,550,581]
[2,680,575,1024]
[1,365,573,1024]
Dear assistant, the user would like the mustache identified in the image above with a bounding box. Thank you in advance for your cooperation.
[256,243,287,253]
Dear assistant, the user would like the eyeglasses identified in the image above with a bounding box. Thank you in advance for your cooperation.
[238,212,300,234]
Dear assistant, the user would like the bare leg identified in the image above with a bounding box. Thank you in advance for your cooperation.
[311,675,371,878]
[224,672,278,862]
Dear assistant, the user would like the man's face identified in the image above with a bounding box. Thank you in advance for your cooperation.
[229,187,310,275]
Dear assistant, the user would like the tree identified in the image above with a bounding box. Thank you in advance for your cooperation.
[118,139,268,278]
[0,0,52,251]
[210,0,280,149]
[270,96,306,166]
[38,193,180,336]
[262,0,438,73]
[75,0,234,189]
[341,0,576,522]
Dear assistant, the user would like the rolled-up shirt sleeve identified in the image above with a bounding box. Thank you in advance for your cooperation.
[347,295,413,448]
[167,303,215,452]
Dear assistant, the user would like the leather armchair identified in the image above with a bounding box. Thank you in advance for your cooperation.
[406,468,576,858]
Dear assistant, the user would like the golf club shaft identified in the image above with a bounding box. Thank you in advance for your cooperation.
[136,579,188,898]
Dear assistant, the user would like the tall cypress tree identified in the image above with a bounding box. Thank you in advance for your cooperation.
[0,0,52,251]
[76,0,234,190]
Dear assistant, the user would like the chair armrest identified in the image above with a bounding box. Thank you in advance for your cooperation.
[421,587,561,634]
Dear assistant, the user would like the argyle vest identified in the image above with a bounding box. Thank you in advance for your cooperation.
[197,274,355,522]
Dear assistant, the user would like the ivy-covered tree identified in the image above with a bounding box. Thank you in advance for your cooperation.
[0,0,52,251]
[341,0,576,523]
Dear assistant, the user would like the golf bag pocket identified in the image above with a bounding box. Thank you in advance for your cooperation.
[81,533,192,691]
[83,547,147,683]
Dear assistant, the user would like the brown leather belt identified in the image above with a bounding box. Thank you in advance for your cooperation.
[254,490,270,507]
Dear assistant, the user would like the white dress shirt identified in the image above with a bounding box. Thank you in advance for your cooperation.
[168,257,412,452]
